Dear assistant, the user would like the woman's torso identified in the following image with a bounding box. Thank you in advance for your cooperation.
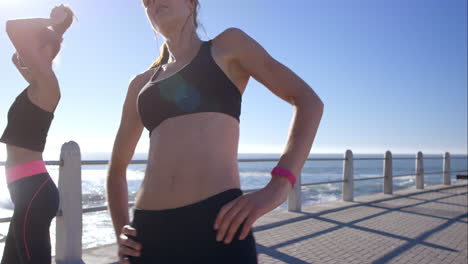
[4,29,61,168]
[135,38,249,210]
[5,146,43,169]
[3,85,57,169]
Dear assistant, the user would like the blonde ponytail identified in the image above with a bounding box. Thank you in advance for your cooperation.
[148,42,169,70]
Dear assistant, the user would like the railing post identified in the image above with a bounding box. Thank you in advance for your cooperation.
[416,151,424,189]
[443,152,451,185]
[384,151,393,194]
[288,173,302,212]
[342,150,354,201]
[56,141,84,264]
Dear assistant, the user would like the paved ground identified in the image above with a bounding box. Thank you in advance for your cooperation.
[74,183,468,264]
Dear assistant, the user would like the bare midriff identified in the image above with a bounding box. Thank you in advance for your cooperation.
[5,145,43,169]
[134,112,241,210]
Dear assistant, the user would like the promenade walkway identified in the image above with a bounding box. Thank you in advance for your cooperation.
[76,183,468,264]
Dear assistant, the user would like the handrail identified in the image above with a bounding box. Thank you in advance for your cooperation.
[0,160,63,166]
[0,157,467,219]
[302,179,344,186]
[354,176,385,181]
[0,158,343,167]
[1,155,467,167]
[1,168,466,224]
[352,158,383,161]
[393,174,417,178]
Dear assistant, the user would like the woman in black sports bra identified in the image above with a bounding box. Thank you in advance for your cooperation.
[0,5,74,264]
[107,1,324,263]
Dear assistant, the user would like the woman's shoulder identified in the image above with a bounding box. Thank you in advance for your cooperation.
[128,69,153,93]
[213,27,250,43]
[135,68,154,80]
[211,28,259,58]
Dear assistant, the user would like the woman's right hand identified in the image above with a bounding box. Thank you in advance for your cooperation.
[118,225,142,264]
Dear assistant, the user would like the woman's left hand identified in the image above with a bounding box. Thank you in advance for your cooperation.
[214,176,292,244]
[12,52,34,83]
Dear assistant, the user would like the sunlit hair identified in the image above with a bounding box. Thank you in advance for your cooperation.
[147,0,201,70]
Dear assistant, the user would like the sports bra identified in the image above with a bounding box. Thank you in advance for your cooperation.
[137,40,242,136]
[0,85,54,152]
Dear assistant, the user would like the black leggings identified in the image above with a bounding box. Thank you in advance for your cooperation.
[1,173,59,264]
[128,188,258,264]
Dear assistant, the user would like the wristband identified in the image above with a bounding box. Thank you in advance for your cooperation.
[271,166,296,187]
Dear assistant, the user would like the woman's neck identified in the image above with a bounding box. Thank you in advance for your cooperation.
[164,32,201,64]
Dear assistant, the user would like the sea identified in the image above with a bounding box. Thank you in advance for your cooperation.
[0,152,467,256]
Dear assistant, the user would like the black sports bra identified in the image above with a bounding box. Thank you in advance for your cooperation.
[0,85,54,152]
[137,40,242,136]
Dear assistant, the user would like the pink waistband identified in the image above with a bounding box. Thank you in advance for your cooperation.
[5,160,48,184]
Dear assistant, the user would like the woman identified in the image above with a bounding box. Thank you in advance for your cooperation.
[1,5,74,264]
[107,0,324,263]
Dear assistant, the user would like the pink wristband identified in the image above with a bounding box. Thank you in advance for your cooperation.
[271,166,296,187]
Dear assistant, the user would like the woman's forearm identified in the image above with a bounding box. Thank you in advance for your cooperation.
[6,18,54,37]
[107,169,130,240]
[6,18,57,78]
[273,93,324,189]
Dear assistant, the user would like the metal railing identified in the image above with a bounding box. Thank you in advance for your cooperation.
[0,142,467,263]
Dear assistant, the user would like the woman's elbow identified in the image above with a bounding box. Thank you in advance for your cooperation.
[307,86,324,110]
[107,155,130,176]
[107,162,126,177]
[302,92,324,119]
[5,20,14,37]
[312,98,324,118]
[296,90,324,111]
[5,19,22,35]
[315,96,324,112]
[5,20,27,55]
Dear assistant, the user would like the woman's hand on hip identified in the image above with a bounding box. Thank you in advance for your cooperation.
[213,177,292,244]
[118,225,142,263]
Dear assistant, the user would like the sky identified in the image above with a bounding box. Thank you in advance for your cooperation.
[0,0,466,160]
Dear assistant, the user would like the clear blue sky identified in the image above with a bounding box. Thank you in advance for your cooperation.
[0,0,466,160]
